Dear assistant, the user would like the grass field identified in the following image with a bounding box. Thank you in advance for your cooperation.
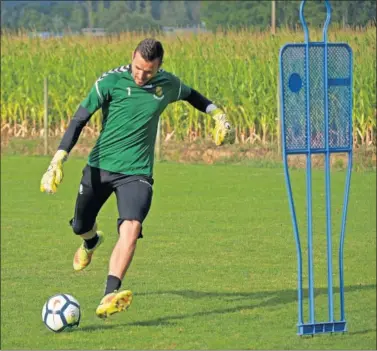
[1,156,376,350]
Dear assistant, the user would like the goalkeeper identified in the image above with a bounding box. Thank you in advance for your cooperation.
[40,38,235,319]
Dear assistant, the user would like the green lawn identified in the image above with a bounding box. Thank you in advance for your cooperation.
[1,155,376,350]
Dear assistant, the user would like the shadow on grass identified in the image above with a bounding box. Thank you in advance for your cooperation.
[76,283,375,332]
[347,329,376,336]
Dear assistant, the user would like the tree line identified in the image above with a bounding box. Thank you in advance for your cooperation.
[1,0,375,34]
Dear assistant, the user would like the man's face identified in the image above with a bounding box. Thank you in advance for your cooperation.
[131,51,161,86]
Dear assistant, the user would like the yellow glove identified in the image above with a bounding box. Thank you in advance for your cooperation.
[210,108,236,146]
[40,150,68,194]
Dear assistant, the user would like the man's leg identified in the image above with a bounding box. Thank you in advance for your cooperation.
[96,177,153,318]
[71,166,112,271]
[108,220,141,282]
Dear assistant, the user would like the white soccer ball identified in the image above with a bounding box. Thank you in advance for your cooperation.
[42,294,81,332]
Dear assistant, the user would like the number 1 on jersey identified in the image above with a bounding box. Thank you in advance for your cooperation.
[127,87,131,96]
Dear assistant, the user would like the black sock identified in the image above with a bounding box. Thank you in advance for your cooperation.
[104,275,122,296]
[84,233,99,250]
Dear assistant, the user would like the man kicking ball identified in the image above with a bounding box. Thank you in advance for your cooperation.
[40,38,235,318]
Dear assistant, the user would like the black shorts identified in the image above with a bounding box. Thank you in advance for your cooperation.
[70,165,154,238]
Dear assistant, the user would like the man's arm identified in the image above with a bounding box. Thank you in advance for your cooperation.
[58,106,93,153]
[39,105,93,194]
[182,88,214,113]
[40,75,108,194]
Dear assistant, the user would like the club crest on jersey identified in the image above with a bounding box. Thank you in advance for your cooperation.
[153,86,164,100]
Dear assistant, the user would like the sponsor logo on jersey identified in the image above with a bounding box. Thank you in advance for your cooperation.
[153,86,164,100]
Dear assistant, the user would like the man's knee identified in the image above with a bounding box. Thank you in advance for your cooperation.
[70,218,96,235]
[117,218,143,239]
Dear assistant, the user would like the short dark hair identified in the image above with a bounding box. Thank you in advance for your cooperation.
[134,38,164,64]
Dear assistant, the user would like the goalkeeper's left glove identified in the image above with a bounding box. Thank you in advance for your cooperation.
[40,150,68,194]
[210,108,236,146]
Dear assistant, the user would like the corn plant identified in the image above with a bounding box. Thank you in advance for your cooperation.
[1,26,375,146]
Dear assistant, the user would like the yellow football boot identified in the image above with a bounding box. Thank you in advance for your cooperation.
[96,290,133,319]
[73,232,104,271]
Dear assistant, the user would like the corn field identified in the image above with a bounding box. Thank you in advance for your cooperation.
[1,26,375,146]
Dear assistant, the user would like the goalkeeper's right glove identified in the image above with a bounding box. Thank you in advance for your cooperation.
[210,108,236,146]
[40,150,68,194]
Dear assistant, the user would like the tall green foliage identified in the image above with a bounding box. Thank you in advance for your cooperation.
[1,0,375,33]
[1,27,375,146]
[201,0,376,31]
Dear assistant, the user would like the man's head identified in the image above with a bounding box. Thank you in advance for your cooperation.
[131,38,164,86]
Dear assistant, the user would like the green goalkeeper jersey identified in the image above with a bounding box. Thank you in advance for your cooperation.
[81,65,191,176]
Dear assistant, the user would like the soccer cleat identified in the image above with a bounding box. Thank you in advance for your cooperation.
[96,290,133,319]
[73,232,104,271]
